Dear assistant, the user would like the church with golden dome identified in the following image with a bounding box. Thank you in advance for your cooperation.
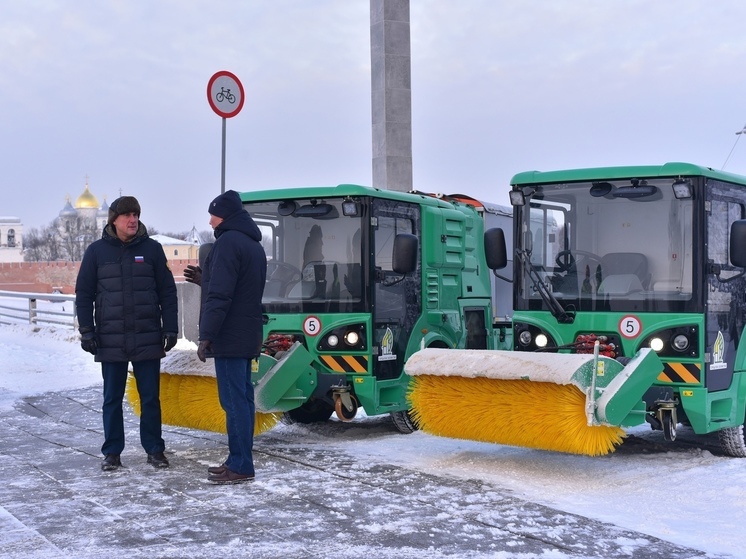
[49,180,111,261]
[56,180,110,235]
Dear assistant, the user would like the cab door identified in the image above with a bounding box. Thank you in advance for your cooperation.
[370,199,421,380]
[706,185,746,391]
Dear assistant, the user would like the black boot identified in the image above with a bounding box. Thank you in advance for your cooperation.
[101,454,122,471]
[147,451,169,468]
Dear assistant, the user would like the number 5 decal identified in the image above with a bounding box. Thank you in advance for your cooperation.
[303,316,321,337]
[619,315,641,339]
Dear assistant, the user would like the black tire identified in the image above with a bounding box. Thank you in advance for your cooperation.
[391,410,419,434]
[282,399,334,424]
[718,424,746,457]
[661,409,677,441]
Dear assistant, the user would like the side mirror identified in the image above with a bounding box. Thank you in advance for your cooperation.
[392,233,418,274]
[484,228,507,270]
[199,243,213,269]
[730,220,746,268]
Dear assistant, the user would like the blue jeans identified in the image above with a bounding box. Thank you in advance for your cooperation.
[101,359,164,456]
[214,357,255,476]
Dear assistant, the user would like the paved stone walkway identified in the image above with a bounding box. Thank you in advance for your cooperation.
[0,387,721,559]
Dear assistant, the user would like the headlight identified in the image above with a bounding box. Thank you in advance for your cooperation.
[344,330,360,346]
[327,334,339,347]
[518,330,533,346]
[535,334,548,348]
[649,337,665,352]
[672,334,690,352]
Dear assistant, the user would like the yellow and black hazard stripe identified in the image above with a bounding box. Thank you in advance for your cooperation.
[319,354,369,374]
[656,362,701,384]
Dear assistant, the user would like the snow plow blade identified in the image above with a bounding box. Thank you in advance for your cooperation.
[405,347,663,456]
[126,349,280,435]
[254,341,318,413]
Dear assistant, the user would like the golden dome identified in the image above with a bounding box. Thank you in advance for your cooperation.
[74,183,99,209]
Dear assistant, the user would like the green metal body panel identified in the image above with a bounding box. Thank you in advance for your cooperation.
[253,342,317,412]
[567,349,662,426]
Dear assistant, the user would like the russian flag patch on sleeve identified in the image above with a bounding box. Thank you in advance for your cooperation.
[135,256,144,263]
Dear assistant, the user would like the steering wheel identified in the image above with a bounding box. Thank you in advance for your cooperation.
[555,250,602,273]
[266,261,301,283]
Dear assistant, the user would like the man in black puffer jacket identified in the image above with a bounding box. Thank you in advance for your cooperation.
[196,189,267,484]
[75,196,178,472]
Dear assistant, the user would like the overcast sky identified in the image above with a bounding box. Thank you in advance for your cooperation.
[3,1,746,234]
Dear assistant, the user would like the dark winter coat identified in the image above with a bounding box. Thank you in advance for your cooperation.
[199,210,267,358]
[75,223,178,363]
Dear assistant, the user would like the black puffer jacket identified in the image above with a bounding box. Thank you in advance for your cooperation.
[199,210,267,358]
[75,223,178,363]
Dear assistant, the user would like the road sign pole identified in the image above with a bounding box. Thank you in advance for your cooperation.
[207,71,245,195]
[221,117,226,194]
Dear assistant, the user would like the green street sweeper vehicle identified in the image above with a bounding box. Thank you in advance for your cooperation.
[407,162,746,457]
[244,185,513,432]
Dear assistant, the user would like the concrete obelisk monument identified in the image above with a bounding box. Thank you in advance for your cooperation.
[370,0,412,192]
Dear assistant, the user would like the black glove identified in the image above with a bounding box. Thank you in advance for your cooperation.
[197,340,212,362]
[80,330,97,355]
[163,333,177,352]
[183,264,202,286]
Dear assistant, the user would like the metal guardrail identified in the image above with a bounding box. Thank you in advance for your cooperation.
[0,290,77,329]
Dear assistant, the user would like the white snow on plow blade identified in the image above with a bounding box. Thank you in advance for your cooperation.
[405,347,596,385]
[160,347,215,377]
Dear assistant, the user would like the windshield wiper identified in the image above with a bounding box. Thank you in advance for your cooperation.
[516,249,575,324]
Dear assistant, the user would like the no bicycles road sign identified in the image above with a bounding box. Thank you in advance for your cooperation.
[207,71,244,118]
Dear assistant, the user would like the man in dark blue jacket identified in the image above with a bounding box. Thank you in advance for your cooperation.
[75,196,178,471]
[196,189,267,484]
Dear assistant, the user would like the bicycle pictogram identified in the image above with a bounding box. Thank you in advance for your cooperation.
[207,71,244,118]
[216,87,236,104]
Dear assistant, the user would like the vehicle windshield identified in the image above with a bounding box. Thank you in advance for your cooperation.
[514,178,694,313]
[246,198,365,312]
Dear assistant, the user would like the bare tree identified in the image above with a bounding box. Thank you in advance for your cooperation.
[23,226,64,261]
[23,217,99,262]
[23,228,47,262]
[57,216,99,261]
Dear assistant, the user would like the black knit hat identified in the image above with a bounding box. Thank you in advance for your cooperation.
[108,196,141,225]
[208,190,242,219]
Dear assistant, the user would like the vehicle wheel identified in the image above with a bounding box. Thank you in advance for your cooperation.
[282,399,334,424]
[391,410,419,434]
[661,409,677,441]
[334,394,358,421]
[718,424,746,457]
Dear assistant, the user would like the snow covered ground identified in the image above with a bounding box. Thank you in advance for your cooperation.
[0,322,744,557]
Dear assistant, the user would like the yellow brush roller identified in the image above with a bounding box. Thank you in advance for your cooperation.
[405,347,662,456]
[126,349,280,436]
